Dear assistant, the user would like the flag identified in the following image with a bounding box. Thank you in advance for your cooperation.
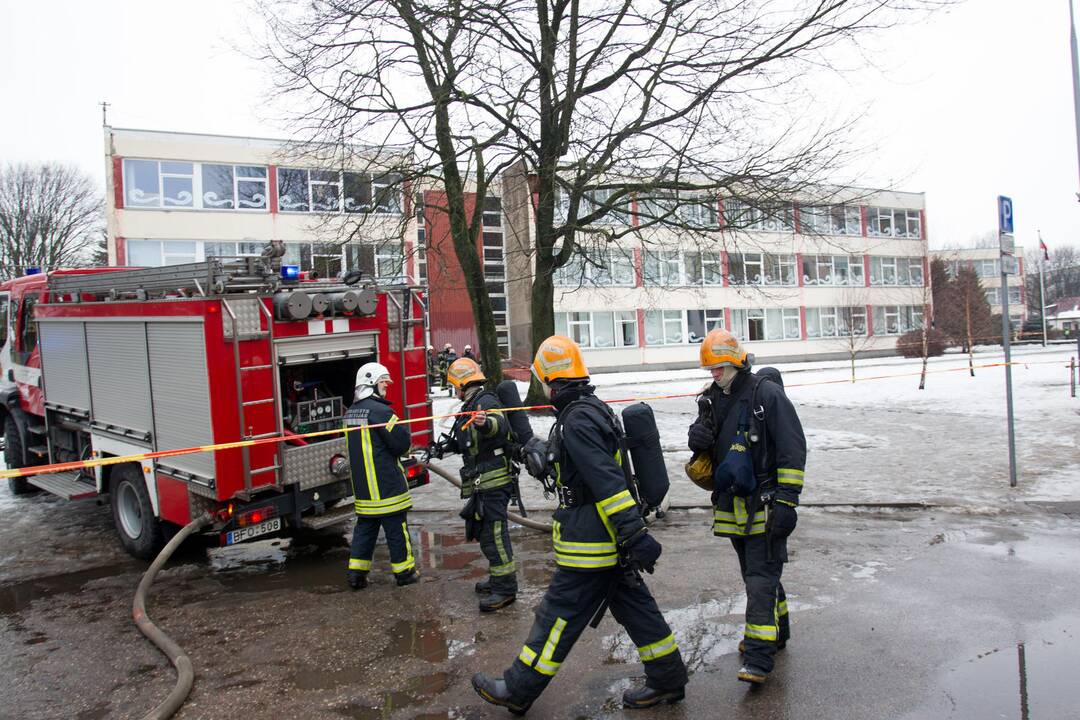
[1039,236,1049,261]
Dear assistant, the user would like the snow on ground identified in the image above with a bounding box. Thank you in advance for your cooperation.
[424,345,1079,511]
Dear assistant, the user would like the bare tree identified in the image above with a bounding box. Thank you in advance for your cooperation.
[256,0,942,398]
[827,287,873,383]
[0,163,102,279]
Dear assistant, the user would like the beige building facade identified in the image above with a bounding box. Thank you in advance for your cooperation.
[503,164,930,371]
[931,247,1028,324]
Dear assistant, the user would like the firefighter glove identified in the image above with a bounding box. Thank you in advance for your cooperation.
[522,437,550,479]
[624,531,662,574]
[688,421,715,453]
[770,501,798,539]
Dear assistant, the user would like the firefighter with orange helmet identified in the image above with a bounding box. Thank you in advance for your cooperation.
[688,328,806,685]
[472,336,688,713]
[344,362,420,590]
[430,357,518,612]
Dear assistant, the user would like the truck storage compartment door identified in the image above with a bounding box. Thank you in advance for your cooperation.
[38,321,91,414]
[147,322,215,482]
[275,332,377,365]
[86,322,153,442]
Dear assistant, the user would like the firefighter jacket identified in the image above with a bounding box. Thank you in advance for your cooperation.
[447,389,513,498]
[702,370,806,538]
[344,395,413,516]
[547,386,645,571]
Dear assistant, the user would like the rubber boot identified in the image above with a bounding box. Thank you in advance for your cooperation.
[395,568,421,587]
[347,570,368,590]
[738,666,768,685]
[471,673,531,716]
[479,592,516,613]
[622,683,686,709]
[474,579,492,595]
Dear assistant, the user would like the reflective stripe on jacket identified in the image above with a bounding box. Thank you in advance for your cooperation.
[345,395,413,516]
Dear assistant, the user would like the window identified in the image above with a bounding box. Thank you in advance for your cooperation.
[204,241,261,259]
[867,208,922,238]
[799,205,861,236]
[731,307,800,341]
[684,251,723,286]
[985,288,999,306]
[687,309,725,343]
[723,199,794,232]
[870,256,924,286]
[644,309,685,345]
[872,305,923,335]
[124,159,268,211]
[555,247,635,287]
[975,259,1000,278]
[554,310,637,348]
[375,242,404,282]
[803,255,863,286]
[18,294,38,361]
[1008,286,1022,304]
[643,249,681,286]
[278,169,402,214]
[0,294,8,349]
[583,188,631,226]
[806,306,867,338]
[729,253,765,285]
[483,196,502,226]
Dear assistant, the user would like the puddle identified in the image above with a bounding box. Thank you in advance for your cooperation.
[0,564,138,615]
[332,672,453,718]
[385,618,449,662]
[906,616,1080,719]
[602,596,745,671]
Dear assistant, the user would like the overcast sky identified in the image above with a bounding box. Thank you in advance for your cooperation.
[2,0,1079,255]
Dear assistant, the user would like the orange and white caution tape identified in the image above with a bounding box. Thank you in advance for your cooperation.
[0,359,1069,481]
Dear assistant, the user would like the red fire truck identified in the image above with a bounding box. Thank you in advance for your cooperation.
[0,245,431,558]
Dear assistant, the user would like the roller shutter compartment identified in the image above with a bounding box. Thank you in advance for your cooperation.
[38,321,91,414]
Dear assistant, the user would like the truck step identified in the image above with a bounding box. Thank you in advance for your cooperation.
[27,424,46,435]
[300,502,354,530]
[27,444,49,457]
[28,471,98,500]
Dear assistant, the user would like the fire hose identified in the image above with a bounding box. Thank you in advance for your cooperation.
[132,512,213,720]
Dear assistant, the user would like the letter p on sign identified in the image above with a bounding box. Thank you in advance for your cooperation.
[998,196,1014,234]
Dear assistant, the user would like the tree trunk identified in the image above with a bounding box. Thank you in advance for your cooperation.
[965,294,974,377]
[918,317,929,390]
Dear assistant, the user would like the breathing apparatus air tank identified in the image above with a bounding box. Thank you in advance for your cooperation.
[494,379,534,445]
[620,402,669,511]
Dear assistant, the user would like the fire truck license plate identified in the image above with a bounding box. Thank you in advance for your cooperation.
[225,518,282,545]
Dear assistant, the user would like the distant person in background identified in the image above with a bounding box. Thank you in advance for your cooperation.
[463,344,478,363]
[426,345,438,389]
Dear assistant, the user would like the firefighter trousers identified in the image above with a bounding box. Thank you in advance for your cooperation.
[475,486,518,595]
[503,567,688,703]
[731,533,789,674]
[348,510,416,577]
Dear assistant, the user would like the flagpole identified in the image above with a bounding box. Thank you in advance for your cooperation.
[1039,231,1048,347]
[1072,0,1080,198]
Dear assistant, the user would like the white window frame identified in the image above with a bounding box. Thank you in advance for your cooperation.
[123,158,271,212]
[644,309,687,346]
[555,310,638,348]
[732,307,800,342]
[643,249,683,287]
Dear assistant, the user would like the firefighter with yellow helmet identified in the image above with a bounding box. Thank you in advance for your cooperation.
[688,328,806,685]
[472,336,688,714]
[431,357,519,612]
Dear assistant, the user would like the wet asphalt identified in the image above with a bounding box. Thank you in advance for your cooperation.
[2,491,1079,720]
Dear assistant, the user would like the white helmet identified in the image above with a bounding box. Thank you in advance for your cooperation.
[355,362,392,400]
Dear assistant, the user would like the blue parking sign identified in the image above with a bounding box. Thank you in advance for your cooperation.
[998,196,1014,234]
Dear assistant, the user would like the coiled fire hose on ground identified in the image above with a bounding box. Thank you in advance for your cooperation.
[132,512,213,720]
[423,461,672,532]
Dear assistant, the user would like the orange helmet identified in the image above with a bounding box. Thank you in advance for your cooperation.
[699,328,748,369]
[532,335,589,384]
[447,358,486,391]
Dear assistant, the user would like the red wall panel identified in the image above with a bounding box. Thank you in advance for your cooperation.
[424,190,484,353]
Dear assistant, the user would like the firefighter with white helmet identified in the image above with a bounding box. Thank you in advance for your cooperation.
[472,336,687,713]
[687,328,806,685]
[344,362,420,589]
[430,357,518,612]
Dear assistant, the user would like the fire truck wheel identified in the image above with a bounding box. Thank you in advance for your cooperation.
[4,415,33,496]
[110,464,165,560]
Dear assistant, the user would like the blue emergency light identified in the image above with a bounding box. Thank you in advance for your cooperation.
[281,265,300,280]
[25,267,41,275]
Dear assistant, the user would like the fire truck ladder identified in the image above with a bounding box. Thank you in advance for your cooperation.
[47,257,281,300]
[222,298,282,498]
[387,287,430,446]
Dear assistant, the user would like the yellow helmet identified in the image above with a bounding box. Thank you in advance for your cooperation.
[699,328,748,369]
[532,335,589,384]
[447,357,486,391]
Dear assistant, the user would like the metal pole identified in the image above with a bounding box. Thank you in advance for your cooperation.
[1071,356,1076,397]
[1001,268,1018,487]
[1038,232,1048,346]
[1071,0,1080,196]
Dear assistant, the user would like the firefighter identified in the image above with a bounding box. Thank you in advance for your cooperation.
[437,343,457,393]
[463,344,478,363]
[434,357,518,612]
[472,336,688,714]
[426,345,438,388]
[687,329,806,685]
[344,362,421,589]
